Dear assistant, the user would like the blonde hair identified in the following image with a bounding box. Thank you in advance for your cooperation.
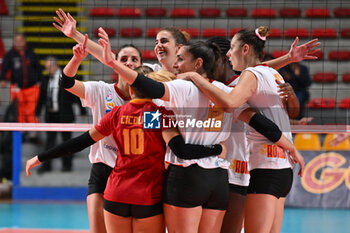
[180,30,191,43]
[257,26,270,38]
[134,65,154,76]
[146,70,176,82]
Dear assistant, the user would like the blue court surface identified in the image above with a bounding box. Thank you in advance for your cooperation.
[0,201,349,233]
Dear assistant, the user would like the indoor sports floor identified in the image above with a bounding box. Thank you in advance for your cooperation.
[0,201,349,233]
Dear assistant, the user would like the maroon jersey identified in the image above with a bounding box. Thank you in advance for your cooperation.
[95,99,171,205]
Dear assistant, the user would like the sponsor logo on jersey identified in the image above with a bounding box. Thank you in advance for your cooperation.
[107,102,114,108]
[260,144,286,159]
[106,93,113,102]
[229,159,249,174]
[103,142,117,152]
[105,94,114,114]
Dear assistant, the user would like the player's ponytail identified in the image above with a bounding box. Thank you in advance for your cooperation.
[256,26,270,40]
[236,26,269,60]
[206,40,222,81]
[146,70,176,82]
[180,30,191,43]
[184,41,218,78]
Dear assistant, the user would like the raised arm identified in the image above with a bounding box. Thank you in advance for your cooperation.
[177,71,257,111]
[60,34,89,99]
[265,37,320,70]
[53,8,114,65]
[98,27,171,101]
[26,127,104,176]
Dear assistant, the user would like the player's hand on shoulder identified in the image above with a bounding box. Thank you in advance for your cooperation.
[177,72,204,81]
[276,80,296,99]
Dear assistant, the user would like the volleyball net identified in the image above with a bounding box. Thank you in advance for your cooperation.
[0,0,349,124]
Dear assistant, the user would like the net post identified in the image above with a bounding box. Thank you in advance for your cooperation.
[12,131,22,186]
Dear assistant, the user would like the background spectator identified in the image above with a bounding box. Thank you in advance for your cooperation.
[35,56,77,173]
[279,62,312,118]
[0,33,41,125]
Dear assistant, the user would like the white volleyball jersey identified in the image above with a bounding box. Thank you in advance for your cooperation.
[164,79,234,169]
[245,65,293,170]
[143,63,162,72]
[81,81,130,168]
[225,76,250,186]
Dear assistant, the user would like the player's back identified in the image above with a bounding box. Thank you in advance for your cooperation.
[113,99,166,171]
[245,65,292,141]
[104,99,168,205]
[164,79,233,169]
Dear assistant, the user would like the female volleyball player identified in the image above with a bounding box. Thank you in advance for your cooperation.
[52,10,191,233]
[153,27,190,72]
[97,27,304,233]
[26,69,227,233]
[206,36,305,233]
[177,26,305,233]
[53,10,159,233]
[54,9,316,233]
[59,34,147,232]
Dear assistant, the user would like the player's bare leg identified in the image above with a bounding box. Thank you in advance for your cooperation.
[198,208,226,233]
[87,193,107,233]
[104,209,132,233]
[133,214,165,233]
[164,203,202,233]
[220,192,246,233]
[270,198,286,233]
[244,194,277,233]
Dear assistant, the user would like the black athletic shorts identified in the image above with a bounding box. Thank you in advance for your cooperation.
[87,163,113,196]
[229,183,248,196]
[164,164,229,210]
[247,168,293,198]
[103,200,163,218]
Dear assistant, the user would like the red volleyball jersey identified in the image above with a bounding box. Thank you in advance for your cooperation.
[95,99,172,205]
